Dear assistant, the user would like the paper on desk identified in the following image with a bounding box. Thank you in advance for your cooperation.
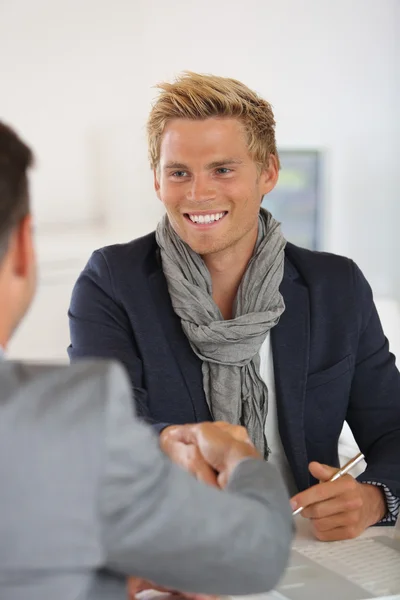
[394,512,400,540]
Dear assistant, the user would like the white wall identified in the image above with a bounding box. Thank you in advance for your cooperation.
[1,0,399,360]
[395,0,400,302]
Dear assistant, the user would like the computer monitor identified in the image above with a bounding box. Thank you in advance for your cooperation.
[262,149,322,250]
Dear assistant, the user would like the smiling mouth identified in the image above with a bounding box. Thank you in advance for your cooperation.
[184,211,228,225]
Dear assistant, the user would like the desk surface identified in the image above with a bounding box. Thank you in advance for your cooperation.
[138,518,400,600]
[231,516,400,600]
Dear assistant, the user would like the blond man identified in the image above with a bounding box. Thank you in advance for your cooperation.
[69,72,400,553]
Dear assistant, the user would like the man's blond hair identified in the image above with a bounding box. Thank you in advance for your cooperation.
[147,71,280,171]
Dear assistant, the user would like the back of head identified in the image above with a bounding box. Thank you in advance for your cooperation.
[147,71,279,172]
[0,123,35,347]
[0,122,33,261]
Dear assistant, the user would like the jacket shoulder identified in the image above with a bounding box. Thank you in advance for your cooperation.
[285,242,355,286]
[91,232,158,275]
[0,360,128,411]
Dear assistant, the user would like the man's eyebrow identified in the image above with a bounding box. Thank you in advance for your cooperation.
[206,159,243,169]
[163,158,243,171]
[163,162,188,170]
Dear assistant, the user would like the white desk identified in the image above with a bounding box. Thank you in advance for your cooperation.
[232,517,400,600]
[138,518,400,600]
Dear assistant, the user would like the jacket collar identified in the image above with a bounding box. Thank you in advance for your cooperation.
[271,253,311,491]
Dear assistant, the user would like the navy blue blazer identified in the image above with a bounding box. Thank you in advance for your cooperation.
[68,232,400,495]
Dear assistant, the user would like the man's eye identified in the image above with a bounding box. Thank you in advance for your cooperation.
[216,168,232,174]
[171,171,188,178]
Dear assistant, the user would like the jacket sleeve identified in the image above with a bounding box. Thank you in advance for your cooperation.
[347,262,400,499]
[99,362,293,596]
[68,251,170,433]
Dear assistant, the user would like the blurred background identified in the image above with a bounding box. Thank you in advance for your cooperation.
[1,0,399,366]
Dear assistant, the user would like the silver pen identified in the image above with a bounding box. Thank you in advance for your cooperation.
[292,452,365,516]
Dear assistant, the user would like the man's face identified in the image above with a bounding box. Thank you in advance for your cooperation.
[154,117,278,257]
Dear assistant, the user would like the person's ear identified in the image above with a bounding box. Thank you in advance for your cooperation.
[259,154,279,196]
[13,215,34,278]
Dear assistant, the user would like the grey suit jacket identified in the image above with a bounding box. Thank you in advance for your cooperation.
[0,359,292,600]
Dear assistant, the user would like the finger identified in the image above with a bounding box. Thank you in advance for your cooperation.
[291,476,355,512]
[184,445,219,487]
[217,470,229,489]
[310,509,362,533]
[127,577,149,594]
[308,461,339,483]
[312,523,361,542]
[194,458,219,487]
[127,577,168,596]
[301,489,363,520]
[166,440,194,464]
[164,441,211,481]
[163,424,197,446]
[167,423,205,446]
[161,438,217,485]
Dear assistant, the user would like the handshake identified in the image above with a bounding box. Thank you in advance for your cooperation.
[159,421,262,487]
[128,421,262,599]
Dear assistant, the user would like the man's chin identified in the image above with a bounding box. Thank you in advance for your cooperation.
[184,239,226,257]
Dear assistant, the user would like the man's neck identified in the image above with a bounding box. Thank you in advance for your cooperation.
[203,228,258,320]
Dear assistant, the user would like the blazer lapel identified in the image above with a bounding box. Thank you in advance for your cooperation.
[148,260,211,422]
[271,257,311,491]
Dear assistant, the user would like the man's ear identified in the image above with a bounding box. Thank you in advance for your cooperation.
[153,169,161,201]
[13,215,34,278]
[259,154,279,196]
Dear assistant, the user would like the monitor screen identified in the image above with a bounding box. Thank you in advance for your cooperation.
[262,150,322,250]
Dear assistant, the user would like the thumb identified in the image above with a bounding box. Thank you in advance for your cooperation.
[217,470,229,489]
[308,461,338,483]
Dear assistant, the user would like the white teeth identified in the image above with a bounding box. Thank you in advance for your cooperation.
[188,212,225,223]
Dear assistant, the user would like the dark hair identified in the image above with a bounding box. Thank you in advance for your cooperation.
[0,122,33,261]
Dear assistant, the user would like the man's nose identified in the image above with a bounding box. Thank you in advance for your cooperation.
[186,175,217,203]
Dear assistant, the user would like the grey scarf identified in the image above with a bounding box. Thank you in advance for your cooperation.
[156,208,286,458]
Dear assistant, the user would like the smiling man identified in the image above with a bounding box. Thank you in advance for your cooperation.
[69,72,400,544]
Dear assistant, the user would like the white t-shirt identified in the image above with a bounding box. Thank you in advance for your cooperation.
[259,333,298,496]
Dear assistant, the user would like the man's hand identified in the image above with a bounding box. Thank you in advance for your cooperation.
[160,425,219,486]
[290,462,387,541]
[127,576,167,598]
[160,421,260,488]
[127,575,219,600]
